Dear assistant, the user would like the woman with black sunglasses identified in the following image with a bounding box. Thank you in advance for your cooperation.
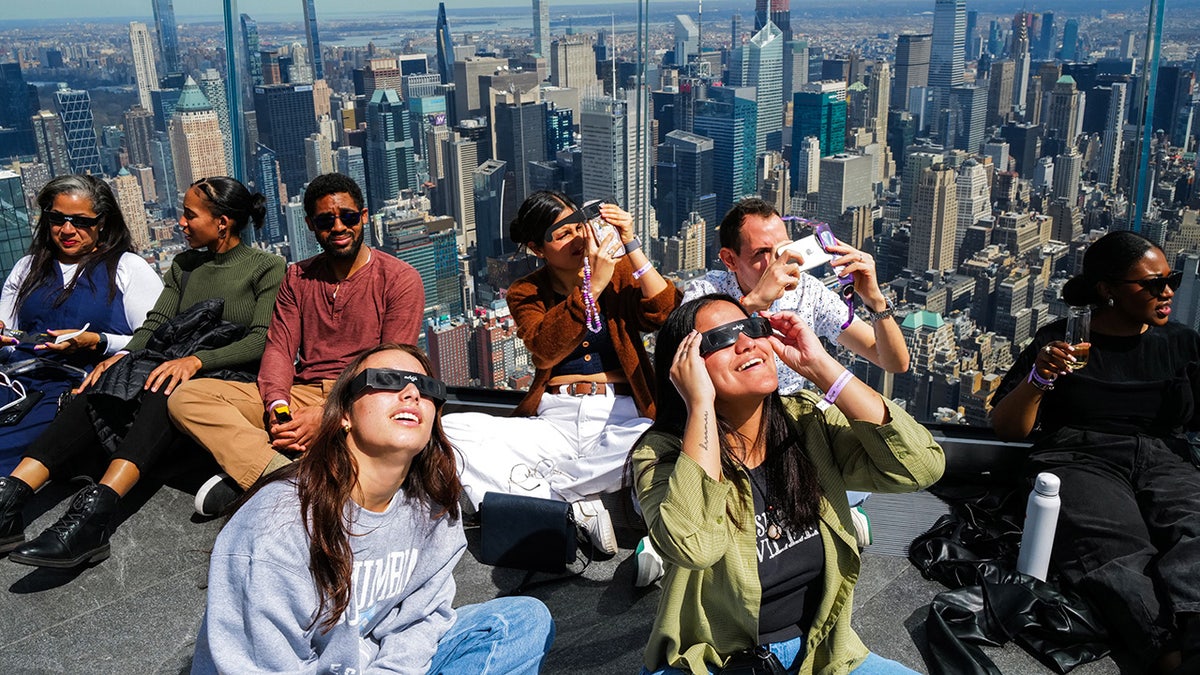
[0,176,285,569]
[632,295,942,674]
[193,343,554,674]
[0,175,162,473]
[992,230,1200,672]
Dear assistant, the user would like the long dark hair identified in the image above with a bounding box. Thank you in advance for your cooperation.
[189,176,268,236]
[1061,230,1158,306]
[645,295,823,532]
[16,174,135,312]
[240,343,461,633]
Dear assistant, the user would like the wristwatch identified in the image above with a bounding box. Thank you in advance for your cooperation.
[867,299,895,323]
[624,236,642,255]
[95,332,109,353]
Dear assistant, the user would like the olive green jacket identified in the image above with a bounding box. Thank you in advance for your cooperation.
[632,392,945,675]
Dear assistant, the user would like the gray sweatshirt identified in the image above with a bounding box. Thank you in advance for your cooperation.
[191,480,466,674]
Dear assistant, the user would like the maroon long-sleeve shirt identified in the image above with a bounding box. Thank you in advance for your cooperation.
[257,249,425,406]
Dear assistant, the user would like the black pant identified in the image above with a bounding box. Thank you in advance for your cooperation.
[1030,430,1200,660]
[24,390,178,480]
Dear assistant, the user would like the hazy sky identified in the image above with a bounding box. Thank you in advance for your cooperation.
[4,0,536,22]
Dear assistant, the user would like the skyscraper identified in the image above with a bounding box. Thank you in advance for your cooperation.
[436,3,454,85]
[929,0,966,137]
[986,59,1015,127]
[694,88,757,249]
[655,130,715,238]
[152,0,181,74]
[1060,19,1079,61]
[112,168,151,251]
[1099,81,1128,191]
[123,106,156,167]
[52,86,103,176]
[0,63,38,158]
[955,159,989,261]
[909,164,958,273]
[792,81,846,160]
[222,0,246,182]
[241,14,263,88]
[550,36,599,90]
[728,21,784,155]
[254,84,318,197]
[1010,14,1032,116]
[335,146,367,195]
[285,196,319,262]
[782,39,810,103]
[253,143,284,244]
[302,0,325,81]
[817,153,874,224]
[198,69,235,176]
[581,89,653,239]
[1052,147,1082,206]
[532,0,550,57]
[1044,75,1082,156]
[795,135,821,195]
[754,0,791,41]
[474,158,508,263]
[441,135,479,252]
[0,171,31,278]
[494,99,548,203]
[893,34,932,110]
[365,88,416,212]
[674,15,699,66]
[947,85,986,152]
[169,77,227,192]
[128,22,159,111]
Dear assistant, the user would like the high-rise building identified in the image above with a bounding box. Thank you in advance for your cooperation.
[674,15,699,66]
[1099,81,1128,191]
[909,164,958,273]
[453,56,507,121]
[335,146,366,197]
[474,158,508,264]
[169,77,227,194]
[550,36,599,90]
[284,196,317,262]
[436,3,455,85]
[986,59,1015,127]
[792,81,846,161]
[655,130,715,238]
[782,40,810,104]
[301,0,324,81]
[0,171,31,279]
[693,87,756,250]
[152,0,181,75]
[1052,147,1081,206]
[254,84,318,197]
[304,132,333,179]
[0,63,39,158]
[865,62,890,145]
[426,317,471,386]
[124,106,156,167]
[1037,12,1056,61]
[817,153,873,225]
[581,90,654,239]
[754,0,791,42]
[253,143,284,244]
[494,99,548,204]
[52,86,103,176]
[198,69,235,176]
[728,21,784,155]
[947,85,986,152]
[532,0,551,56]
[893,34,932,110]
[365,88,416,212]
[901,147,944,219]
[396,218,462,319]
[221,0,246,182]
[794,135,821,195]
[1044,75,1082,156]
[929,0,966,137]
[111,168,151,251]
[128,22,159,112]
[1010,15,1032,116]
[441,135,479,253]
[1060,19,1079,62]
[241,14,263,89]
[955,159,989,262]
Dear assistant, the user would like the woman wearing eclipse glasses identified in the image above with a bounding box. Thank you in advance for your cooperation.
[992,231,1200,672]
[0,176,284,570]
[631,295,942,674]
[442,190,680,555]
[0,175,162,476]
[192,343,554,674]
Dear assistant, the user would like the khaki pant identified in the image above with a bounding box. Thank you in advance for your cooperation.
[167,378,333,489]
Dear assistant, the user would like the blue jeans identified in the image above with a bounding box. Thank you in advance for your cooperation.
[429,597,555,674]
[642,641,917,675]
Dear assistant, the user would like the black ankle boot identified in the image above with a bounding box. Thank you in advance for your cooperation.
[9,483,118,568]
[0,475,33,554]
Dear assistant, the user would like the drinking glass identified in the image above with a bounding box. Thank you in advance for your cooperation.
[1066,306,1090,370]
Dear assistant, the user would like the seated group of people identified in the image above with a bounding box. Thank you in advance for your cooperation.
[0,174,1193,673]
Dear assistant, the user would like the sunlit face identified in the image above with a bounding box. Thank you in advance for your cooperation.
[47,192,101,264]
[308,192,366,260]
[344,350,438,461]
[1102,247,1176,328]
[178,186,226,249]
[695,301,778,404]
[531,206,587,272]
[719,213,790,294]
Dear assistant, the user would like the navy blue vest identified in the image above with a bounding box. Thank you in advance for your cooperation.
[15,261,133,367]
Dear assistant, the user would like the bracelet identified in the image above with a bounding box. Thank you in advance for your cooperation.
[1026,366,1056,391]
[817,370,855,411]
[867,299,895,323]
[632,261,653,279]
[624,236,643,254]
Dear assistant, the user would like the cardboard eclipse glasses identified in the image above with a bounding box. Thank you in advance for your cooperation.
[698,316,774,357]
[347,369,447,407]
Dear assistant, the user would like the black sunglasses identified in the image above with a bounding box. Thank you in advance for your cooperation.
[698,316,774,357]
[312,209,364,231]
[347,368,447,407]
[1110,270,1183,296]
[46,211,103,229]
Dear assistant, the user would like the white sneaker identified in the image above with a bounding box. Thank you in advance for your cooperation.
[850,505,872,550]
[634,535,665,587]
[572,497,617,555]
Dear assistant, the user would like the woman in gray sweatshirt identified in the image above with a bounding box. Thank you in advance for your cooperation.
[192,343,555,674]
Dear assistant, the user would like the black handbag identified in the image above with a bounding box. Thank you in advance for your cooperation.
[719,646,787,675]
[479,491,577,574]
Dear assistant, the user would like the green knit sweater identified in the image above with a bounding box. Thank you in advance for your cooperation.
[126,243,286,370]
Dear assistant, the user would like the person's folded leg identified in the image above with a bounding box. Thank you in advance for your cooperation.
[427,596,554,675]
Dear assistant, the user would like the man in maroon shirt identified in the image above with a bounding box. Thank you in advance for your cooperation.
[169,173,425,515]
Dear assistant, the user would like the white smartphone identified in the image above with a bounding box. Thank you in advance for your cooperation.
[774,236,833,272]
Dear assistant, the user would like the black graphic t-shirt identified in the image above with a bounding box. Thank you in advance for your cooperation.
[748,464,825,644]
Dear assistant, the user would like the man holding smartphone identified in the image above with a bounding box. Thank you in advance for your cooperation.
[683,198,909,394]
